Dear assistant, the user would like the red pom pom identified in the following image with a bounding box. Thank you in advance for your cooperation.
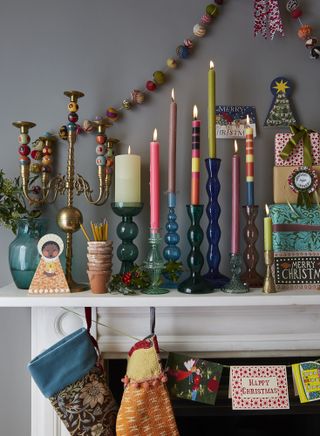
[146,80,157,91]
[291,8,302,19]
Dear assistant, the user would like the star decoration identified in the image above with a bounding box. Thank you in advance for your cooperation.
[273,79,290,94]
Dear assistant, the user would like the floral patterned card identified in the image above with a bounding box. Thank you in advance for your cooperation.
[166,353,223,406]
[230,366,289,410]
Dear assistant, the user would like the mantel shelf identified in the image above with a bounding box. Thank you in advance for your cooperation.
[1,282,320,307]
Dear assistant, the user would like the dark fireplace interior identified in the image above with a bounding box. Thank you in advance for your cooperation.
[107,356,320,435]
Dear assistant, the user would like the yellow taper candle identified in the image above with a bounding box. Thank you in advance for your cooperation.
[264,204,273,251]
[208,60,216,158]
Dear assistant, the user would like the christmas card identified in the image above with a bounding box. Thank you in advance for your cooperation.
[166,353,223,406]
[292,361,320,403]
[230,365,289,410]
[215,105,256,139]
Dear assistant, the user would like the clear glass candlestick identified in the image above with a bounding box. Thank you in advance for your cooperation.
[222,253,249,294]
[142,230,169,295]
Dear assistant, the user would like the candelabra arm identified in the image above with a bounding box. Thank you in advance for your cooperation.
[20,164,62,206]
[76,170,110,205]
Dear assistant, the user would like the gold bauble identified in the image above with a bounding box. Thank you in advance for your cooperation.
[57,206,83,233]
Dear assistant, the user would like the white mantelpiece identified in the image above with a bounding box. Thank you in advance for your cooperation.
[2,283,320,435]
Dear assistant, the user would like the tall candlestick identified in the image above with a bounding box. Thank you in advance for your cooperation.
[168,88,177,193]
[191,105,200,205]
[264,204,273,251]
[208,60,216,158]
[150,128,160,232]
[231,140,240,254]
[245,114,254,206]
[115,146,141,203]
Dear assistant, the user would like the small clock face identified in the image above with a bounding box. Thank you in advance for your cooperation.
[294,171,312,191]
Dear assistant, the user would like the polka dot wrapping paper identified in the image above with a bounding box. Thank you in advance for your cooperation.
[274,132,320,166]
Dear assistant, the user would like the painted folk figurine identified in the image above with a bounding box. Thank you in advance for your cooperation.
[29,234,70,294]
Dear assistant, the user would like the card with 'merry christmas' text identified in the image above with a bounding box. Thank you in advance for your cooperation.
[230,366,289,410]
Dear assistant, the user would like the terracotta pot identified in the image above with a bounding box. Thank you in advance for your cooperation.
[87,262,112,271]
[87,270,112,294]
[87,254,112,263]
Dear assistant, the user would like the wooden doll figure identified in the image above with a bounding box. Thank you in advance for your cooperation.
[29,234,70,294]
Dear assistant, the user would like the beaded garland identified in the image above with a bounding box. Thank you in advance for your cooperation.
[286,0,320,60]
[56,1,224,140]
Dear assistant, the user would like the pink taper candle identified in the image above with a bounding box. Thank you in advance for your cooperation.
[150,128,160,232]
[231,140,240,254]
[168,88,177,193]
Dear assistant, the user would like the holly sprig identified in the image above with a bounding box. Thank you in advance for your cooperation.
[109,265,151,295]
[163,260,184,283]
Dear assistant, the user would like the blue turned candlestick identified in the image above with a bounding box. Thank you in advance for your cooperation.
[203,158,229,288]
[163,192,182,287]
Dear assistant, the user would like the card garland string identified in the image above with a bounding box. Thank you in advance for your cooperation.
[254,0,284,40]
[285,0,320,59]
[62,307,320,370]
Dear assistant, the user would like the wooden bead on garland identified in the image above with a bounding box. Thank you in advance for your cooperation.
[206,4,219,17]
[166,57,177,68]
[184,38,193,49]
[146,80,157,91]
[106,107,119,122]
[176,45,189,59]
[122,99,132,110]
[153,71,166,85]
[200,14,212,25]
[310,46,320,59]
[193,23,206,37]
[131,89,145,104]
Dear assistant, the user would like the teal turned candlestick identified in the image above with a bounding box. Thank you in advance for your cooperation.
[178,204,213,294]
[111,202,143,274]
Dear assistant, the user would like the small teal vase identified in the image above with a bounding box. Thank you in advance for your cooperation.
[9,218,48,289]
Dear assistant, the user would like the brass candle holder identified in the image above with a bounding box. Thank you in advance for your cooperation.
[263,250,276,294]
[13,91,117,292]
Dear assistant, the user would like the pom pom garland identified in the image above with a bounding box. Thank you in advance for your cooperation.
[106,106,119,121]
[131,89,145,104]
[286,1,320,60]
[153,71,166,85]
[166,57,177,68]
[146,80,157,91]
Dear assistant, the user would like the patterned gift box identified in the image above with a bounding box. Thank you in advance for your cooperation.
[269,204,320,252]
[275,132,320,167]
[273,166,320,204]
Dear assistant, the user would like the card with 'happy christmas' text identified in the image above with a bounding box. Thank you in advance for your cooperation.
[230,365,290,410]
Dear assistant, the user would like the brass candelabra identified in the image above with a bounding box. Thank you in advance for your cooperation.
[13,90,117,292]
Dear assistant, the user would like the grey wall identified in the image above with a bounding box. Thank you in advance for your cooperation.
[0,0,320,434]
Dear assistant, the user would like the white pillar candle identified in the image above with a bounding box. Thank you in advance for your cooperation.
[114,146,141,203]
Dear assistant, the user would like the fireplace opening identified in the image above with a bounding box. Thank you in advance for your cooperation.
[107,356,320,435]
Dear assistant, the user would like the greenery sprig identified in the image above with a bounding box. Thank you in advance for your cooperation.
[0,170,41,234]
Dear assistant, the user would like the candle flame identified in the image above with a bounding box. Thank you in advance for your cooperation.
[171,88,175,102]
[209,60,214,69]
[153,128,158,141]
[128,145,131,154]
[193,105,198,120]
[265,204,270,216]
[246,114,250,126]
[234,140,238,153]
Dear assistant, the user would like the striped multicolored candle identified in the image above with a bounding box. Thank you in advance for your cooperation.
[191,105,200,205]
[245,114,254,206]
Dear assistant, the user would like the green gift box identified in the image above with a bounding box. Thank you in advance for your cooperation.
[269,204,320,252]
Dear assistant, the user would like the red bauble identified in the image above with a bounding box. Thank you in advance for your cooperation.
[122,272,132,285]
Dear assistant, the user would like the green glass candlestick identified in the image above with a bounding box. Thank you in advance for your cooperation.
[178,205,213,294]
[142,231,169,295]
[222,253,249,293]
[111,202,143,274]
